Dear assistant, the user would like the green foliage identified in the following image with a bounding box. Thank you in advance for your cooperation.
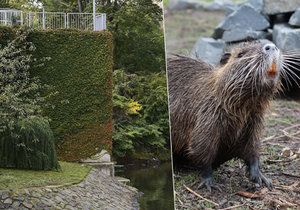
[0,27,113,162]
[109,0,165,73]
[0,27,15,46]
[0,29,43,132]
[80,0,165,73]
[0,28,59,170]
[0,116,59,170]
[28,29,113,161]
[40,0,78,12]
[93,0,168,159]
[1,0,41,10]
[0,0,9,7]
[113,69,169,158]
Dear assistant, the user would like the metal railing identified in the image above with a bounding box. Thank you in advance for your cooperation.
[0,9,106,31]
[0,9,23,26]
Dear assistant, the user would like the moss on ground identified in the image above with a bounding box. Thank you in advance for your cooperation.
[0,162,91,190]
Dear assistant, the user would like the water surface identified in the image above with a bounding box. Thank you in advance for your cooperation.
[116,162,174,210]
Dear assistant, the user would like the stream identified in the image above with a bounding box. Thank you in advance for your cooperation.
[116,162,174,210]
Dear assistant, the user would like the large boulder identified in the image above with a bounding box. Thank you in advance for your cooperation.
[273,24,300,51]
[213,5,270,39]
[191,37,226,66]
[204,0,237,12]
[289,8,300,27]
[168,0,237,12]
[248,0,264,13]
[168,0,204,10]
[251,0,300,15]
[222,29,268,42]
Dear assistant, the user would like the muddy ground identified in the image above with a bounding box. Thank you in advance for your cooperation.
[164,8,300,210]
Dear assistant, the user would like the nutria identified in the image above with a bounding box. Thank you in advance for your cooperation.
[168,41,298,191]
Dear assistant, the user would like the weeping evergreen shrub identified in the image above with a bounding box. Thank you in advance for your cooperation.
[0,117,59,170]
[0,28,59,170]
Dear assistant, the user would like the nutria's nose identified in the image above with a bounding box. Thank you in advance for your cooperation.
[263,44,278,53]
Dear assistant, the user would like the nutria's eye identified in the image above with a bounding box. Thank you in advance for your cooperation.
[237,52,245,58]
[220,52,231,65]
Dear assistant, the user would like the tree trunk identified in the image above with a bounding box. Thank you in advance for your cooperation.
[78,0,82,12]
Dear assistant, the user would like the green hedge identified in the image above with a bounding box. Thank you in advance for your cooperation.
[0,28,113,161]
[0,27,15,45]
[29,30,113,161]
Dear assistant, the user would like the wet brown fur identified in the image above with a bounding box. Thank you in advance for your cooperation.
[168,42,281,170]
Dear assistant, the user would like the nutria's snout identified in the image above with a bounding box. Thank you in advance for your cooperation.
[262,43,282,80]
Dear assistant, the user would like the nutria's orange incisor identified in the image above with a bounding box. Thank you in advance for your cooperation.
[168,41,290,191]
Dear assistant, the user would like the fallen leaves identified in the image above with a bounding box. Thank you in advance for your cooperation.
[281,147,294,158]
[236,188,268,199]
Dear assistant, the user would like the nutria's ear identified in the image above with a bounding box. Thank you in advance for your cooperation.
[220,52,231,65]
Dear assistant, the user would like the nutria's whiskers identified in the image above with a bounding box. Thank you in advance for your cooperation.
[280,51,300,88]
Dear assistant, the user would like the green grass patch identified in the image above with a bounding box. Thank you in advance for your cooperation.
[175,172,198,188]
[263,145,282,159]
[0,161,91,190]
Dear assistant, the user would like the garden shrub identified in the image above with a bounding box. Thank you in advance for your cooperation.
[0,117,59,170]
[0,28,59,170]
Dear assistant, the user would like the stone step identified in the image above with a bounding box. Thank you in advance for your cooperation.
[83,161,115,177]
[115,176,130,184]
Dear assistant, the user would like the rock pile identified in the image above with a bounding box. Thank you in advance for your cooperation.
[192,0,300,65]
[168,0,239,13]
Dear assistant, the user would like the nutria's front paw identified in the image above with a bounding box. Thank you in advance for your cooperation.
[198,177,222,192]
[249,169,273,190]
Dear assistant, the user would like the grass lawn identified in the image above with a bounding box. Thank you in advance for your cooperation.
[0,162,91,190]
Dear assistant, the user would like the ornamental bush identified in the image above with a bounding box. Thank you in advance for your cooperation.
[0,28,59,170]
[0,117,59,170]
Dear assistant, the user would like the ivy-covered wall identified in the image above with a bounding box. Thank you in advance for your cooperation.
[0,27,113,162]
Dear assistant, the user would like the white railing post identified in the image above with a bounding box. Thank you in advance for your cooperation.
[42,8,46,30]
[20,11,23,25]
[103,14,106,30]
[4,11,7,25]
[28,12,31,27]
[64,13,67,28]
[93,0,96,31]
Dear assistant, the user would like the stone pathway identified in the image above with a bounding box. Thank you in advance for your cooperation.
[0,168,139,210]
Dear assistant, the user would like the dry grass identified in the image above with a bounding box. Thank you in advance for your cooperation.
[164,9,225,55]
